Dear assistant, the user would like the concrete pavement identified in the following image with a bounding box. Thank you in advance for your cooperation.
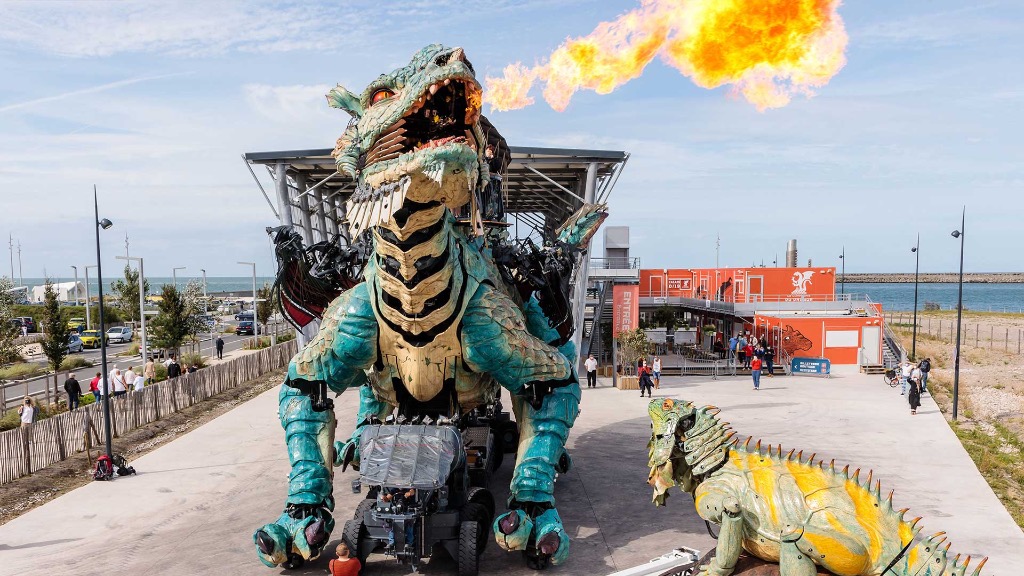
[0,371,1020,575]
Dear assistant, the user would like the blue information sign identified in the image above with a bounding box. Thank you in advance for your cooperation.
[790,357,831,376]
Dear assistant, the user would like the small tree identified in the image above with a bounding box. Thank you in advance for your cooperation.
[651,305,679,332]
[616,327,650,376]
[40,280,70,402]
[110,264,149,324]
[0,276,19,364]
[150,283,204,357]
[256,283,276,335]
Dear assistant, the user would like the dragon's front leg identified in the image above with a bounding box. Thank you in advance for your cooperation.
[695,492,744,576]
[463,287,579,567]
[254,285,378,568]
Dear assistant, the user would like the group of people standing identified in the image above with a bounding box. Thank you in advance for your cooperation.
[728,334,775,377]
[60,354,199,410]
[901,357,931,415]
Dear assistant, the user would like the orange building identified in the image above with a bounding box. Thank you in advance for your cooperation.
[639,267,837,303]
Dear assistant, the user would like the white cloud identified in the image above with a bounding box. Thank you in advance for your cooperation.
[0,73,190,113]
[0,1,368,57]
[244,83,334,124]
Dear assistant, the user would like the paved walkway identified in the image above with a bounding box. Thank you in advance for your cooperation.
[0,371,1020,575]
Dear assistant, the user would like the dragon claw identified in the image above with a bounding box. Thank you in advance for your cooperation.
[253,503,335,568]
[493,508,570,566]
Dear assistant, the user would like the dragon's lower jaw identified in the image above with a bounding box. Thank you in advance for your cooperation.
[648,462,676,506]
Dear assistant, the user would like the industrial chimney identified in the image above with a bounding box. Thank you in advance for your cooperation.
[786,239,798,267]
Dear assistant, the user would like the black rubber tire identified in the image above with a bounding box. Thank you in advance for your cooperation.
[500,421,520,454]
[460,503,490,552]
[282,553,304,570]
[457,521,480,576]
[466,487,495,523]
[352,497,375,521]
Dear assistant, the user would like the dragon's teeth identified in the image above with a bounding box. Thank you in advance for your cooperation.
[443,78,451,85]
[429,84,438,95]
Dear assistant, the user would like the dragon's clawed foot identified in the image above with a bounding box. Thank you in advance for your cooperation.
[333,438,360,471]
[254,500,335,568]
[494,507,569,568]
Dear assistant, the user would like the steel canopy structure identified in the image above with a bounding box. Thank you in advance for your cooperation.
[243,145,629,354]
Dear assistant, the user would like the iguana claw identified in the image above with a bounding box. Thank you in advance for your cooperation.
[333,439,360,471]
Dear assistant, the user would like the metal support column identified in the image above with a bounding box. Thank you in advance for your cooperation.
[295,173,314,245]
[571,162,598,362]
[275,162,294,228]
[311,186,328,242]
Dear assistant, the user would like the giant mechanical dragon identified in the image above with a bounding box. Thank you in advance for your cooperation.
[647,399,989,576]
[253,44,605,570]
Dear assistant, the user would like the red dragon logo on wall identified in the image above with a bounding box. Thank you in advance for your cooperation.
[780,325,813,356]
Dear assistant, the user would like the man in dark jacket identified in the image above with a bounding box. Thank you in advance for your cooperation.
[919,358,931,393]
[167,358,182,378]
[64,373,82,410]
[215,336,225,360]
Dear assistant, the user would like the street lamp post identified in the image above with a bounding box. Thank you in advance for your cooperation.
[172,266,186,289]
[93,186,114,459]
[71,265,80,306]
[838,246,845,296]
[84,265,97,330]
[116,256,147,363]
[238,262,257,348]
[911,235,920,361]
[951,209,966,421]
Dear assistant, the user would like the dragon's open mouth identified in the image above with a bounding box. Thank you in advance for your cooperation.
[364,79,481,168]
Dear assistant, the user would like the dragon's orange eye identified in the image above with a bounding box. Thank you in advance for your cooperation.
[371,89,394,104]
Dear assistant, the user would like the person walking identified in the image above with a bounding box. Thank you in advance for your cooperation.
[64,372,82,410]
[764,345,776,377]
[638,360,654,398]
[908,369,922,415]
[89,371,102,403]
[919,358,931,393]
[751,354,763,390]
[216,336,225,360]
[144,358,156,385]
[110,367,128,398]
[167,356,182,379]
[328,542,362,576]
[737,334,748,368]
[900,360,913,396]
[123,366,137,393]
[133,370,146,393]
[584,354,598,388]
[652,355,662,389]
[743,342,754,370]
[18,397,37,427]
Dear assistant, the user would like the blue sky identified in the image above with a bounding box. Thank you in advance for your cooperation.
[0,0,1021,281]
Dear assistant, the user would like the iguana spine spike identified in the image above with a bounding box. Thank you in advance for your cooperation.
[971,557,988,576]
[829,459,835,471]
[842,464,850,478]
[865,470,873,485]
[796,449,803,462]
[929,531,947,539]
[755,439,762,452]
[910,517,923,528]
[786,448,795,460]
[873,479,881,497]
[852,468,860,482]
[808,452,816,464]
[744,437,752,449]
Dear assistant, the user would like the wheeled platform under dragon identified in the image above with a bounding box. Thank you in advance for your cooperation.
[253,44,607,572]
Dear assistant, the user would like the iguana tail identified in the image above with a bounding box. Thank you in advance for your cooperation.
[896,533,988,576]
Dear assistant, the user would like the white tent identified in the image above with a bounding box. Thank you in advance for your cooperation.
[30,281,85,304]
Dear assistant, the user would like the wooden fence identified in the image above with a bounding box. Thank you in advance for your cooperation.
[885,312,1024,355]
[0,340,297,485]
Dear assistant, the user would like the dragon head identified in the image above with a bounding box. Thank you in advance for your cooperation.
[647,398,730,506]
[327,44,485,235]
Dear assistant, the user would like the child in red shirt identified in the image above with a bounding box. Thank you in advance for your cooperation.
[329,542,361,576]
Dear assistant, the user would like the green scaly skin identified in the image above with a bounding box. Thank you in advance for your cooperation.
[647,399,989,576]
[254,44,598,569]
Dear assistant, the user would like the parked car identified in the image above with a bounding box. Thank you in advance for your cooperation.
[235,310,254,321]
[235,320,261,336]
[16,317,36,333]
[67,334,84,354]
[68,317,86,332]
[79,330,106,349]
[106,326,133,344]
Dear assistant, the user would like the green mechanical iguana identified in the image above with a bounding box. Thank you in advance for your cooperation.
[647,398,989,576]
[253,44,606,570]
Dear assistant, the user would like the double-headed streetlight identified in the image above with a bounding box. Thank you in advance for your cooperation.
[172,266,186,289]
[910,235,920,361]
[238,262,257,347]
[93,187,115,459]
[116,255,147,363]
[838,246,845,296]
[951,208,966,421]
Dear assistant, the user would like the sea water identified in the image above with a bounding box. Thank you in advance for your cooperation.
[847,283,1024,312]
[18,277,276,296]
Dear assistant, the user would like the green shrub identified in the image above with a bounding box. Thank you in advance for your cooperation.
[0,362,47,380]
[277,332,296,343]
[244,338,271,350]
[180,353,207,369]
[59,356,92,371]
[222,326,236,334]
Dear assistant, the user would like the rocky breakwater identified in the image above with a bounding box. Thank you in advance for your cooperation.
[843,272,1024,283]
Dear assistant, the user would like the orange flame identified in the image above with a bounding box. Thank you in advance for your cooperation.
[485,0,847,112]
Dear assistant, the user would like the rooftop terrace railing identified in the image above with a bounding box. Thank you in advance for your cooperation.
[590,257,641,270]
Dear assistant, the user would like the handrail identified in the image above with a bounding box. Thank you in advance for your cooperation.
[589,257,641,270]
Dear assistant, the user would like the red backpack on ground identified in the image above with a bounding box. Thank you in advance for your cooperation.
[93,455,114,481]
